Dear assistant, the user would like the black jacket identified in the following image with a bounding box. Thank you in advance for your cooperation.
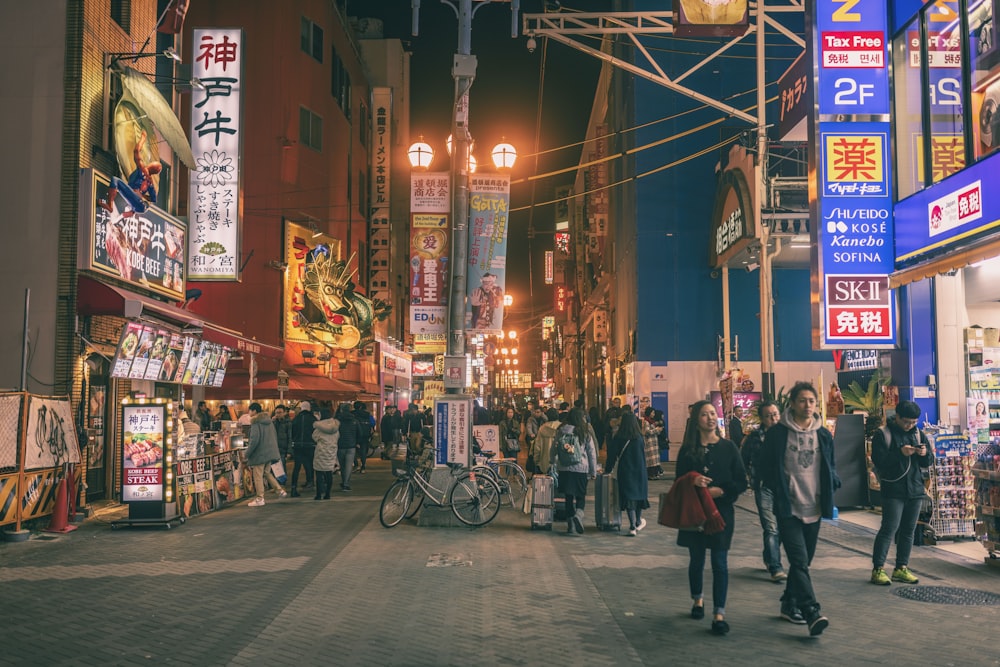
[871,422,933,499]
[675,438,747,550]
[758,422,840,521]
[403,410,425,435]
[290,410,316,446]
[337,411,362,449]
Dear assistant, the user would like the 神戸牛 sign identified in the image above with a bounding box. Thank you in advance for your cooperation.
[121,403,167,502]
[188,28,243,280]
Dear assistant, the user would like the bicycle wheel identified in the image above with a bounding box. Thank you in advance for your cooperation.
[472,464,501,487]
[379,478,413,528]
[494,461,528,506]
[403,486,424,519]
[450,470,502,526]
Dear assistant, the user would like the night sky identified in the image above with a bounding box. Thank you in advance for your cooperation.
[354,0,608,352]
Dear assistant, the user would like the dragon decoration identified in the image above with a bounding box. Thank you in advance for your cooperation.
[290,246,391,350]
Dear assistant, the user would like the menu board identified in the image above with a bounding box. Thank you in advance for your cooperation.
[112,322,143,378]
[110,326,230,387]
[176,455,215,517]
[127,326,157,379]
[211,451,246,505]
[142,329,171,381]
[121,404,166,502]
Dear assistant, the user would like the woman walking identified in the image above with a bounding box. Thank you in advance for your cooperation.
[549,408,597,535]
[312,405,340,500]
[499,406,521,458]
[757,381,840,637]
[605,411,649,537]
[675,400,746,635]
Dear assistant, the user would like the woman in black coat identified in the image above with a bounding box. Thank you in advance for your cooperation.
[605,411,649,536]
[675,399,747,636]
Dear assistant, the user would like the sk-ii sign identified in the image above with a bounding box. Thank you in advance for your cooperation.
[816,0,890,115]
[812,0,895,348]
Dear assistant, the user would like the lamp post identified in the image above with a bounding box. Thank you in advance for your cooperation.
[410,0,521,396]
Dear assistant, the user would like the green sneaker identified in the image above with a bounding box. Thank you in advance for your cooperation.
[891,566,919,584]
[870,567,891,585]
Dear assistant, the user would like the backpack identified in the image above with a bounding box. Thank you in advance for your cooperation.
[876,425,926,483]
[355,412,373,443]
[555,430,584,467]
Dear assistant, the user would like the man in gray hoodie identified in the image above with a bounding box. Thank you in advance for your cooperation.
[757,382,840,637]
[246,403,282,507]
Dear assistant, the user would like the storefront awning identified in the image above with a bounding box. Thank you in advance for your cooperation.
[889,236,1000,289]
[203,369,372,401]
[77,275,284,359]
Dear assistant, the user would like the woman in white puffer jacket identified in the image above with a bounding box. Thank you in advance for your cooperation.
[312,412,340,500]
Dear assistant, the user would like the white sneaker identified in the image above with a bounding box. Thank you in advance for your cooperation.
[636,518,647,532]
[248,497,265,507]
[277,490,288,498]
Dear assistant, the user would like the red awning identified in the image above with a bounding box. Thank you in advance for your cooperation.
[203,369,369,401]
[77,275,283,359]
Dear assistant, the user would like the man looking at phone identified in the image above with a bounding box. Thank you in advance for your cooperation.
[869,400,933,586]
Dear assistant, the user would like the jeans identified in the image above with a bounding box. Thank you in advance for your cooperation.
[687,546,729,616]
[338,447,357,488]
[872,496,924,569]
[755,486,783,573]
[357,440,370,469]
[777,516,822,615]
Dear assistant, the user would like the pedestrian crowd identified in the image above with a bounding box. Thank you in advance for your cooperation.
[228,383,932,642]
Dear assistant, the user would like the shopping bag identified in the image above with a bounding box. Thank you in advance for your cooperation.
[270,459,287,485]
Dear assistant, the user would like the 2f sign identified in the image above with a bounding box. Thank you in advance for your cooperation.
[831,0,861,22]
[834,77,875,105]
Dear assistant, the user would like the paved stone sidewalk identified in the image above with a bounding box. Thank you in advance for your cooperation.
[2,460,999,666]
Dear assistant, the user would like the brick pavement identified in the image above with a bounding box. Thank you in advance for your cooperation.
[2,459,999,666]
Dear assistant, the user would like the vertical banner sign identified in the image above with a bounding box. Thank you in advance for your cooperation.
[465,174,511,335]
[410,172,450,335]
[814,1,895,347]
[121,403,166,502]
[369,87,392,302]
[434,396,471,467]
[188,28,243,280]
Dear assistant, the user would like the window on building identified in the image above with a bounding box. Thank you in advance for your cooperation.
[359,101,369,148]
[925,0,966,185]
[299,107,323,151]
[301,17,324,63]
[332,48,351,118]
[970,0,1000,161]
[111,0,131,33]
[893,16,926,200]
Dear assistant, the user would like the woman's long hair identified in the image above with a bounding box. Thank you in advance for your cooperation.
[618,410,643,441]
[678,400,718,467]
[567,408,589,440]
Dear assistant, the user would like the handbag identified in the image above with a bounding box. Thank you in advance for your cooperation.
[505,437,521,454]
[608,439,631,480]
[270,459,287,485]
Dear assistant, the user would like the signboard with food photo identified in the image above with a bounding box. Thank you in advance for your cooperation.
[121,403,166,502]
[79,169,187,301]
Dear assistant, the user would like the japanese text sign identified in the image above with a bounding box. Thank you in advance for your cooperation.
[188,28,243,280]
[816,0,890,114]
[121,404,167,502]
[465,175,511,335]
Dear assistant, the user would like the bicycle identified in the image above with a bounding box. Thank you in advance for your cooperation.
[379,458,502,528]
[472,445,528,508]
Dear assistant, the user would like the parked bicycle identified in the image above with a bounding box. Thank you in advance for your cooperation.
[472,443,528,508]
[379,459,502,528]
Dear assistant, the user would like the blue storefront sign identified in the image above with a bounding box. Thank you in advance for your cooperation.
[818,122,896,346]
[816,0,890,115]
[895,152,998,265]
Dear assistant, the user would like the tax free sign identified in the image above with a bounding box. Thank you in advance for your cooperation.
[812,0,896,348]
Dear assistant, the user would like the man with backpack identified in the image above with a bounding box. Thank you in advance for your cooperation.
[869,400,933,586]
